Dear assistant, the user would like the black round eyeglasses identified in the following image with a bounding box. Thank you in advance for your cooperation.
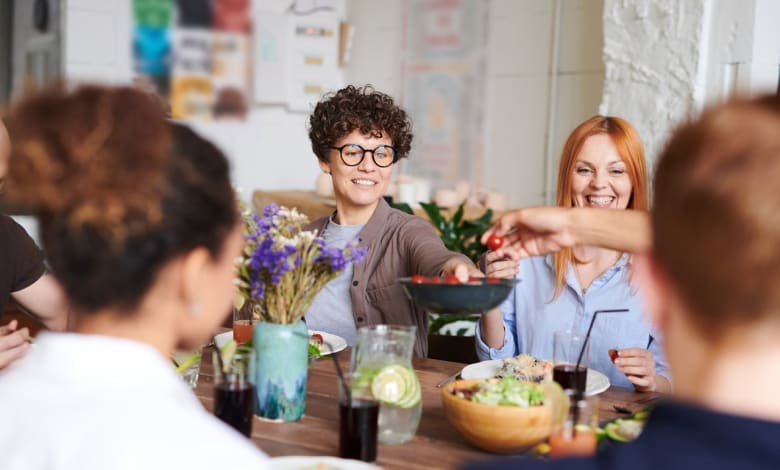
[331,144,397,168]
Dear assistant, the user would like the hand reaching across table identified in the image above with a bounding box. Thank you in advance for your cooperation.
[480,207,652,260]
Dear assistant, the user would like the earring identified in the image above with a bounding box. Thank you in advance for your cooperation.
[189,303,201,316]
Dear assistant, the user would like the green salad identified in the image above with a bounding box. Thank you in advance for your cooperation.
[454,377,545,407]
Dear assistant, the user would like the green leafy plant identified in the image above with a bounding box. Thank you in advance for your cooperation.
[392,202,493,263]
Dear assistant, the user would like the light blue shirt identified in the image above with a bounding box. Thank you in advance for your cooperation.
[475,254,670,389]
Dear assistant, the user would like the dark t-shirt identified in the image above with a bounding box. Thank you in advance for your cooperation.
[0,215,45,314]
[462,401,780,470]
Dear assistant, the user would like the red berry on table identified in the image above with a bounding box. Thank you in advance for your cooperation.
[430,277,442,283]
[410,275,427,283]
[444,275,460,284]
[486,235,504,251]
[486,277,501,283]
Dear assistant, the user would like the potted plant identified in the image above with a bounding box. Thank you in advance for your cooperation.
[236,203,365,421]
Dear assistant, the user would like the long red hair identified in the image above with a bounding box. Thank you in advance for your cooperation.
[552,116,648,299]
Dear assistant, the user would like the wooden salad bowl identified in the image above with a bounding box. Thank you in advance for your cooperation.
[441,379,553,453]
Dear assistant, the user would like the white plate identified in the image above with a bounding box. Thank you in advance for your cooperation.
[213,330,347,356]
[310,330,348,355]
[460,359,610,396]
[269,456,380,469]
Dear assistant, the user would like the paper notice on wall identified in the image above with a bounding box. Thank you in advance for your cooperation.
[401,0,488,191]
[253,12,288,104]
[212,32,250,119]
[171,28,213,120]
[286,12,342,112]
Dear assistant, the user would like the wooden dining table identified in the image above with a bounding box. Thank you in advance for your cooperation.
[194,344,663,469]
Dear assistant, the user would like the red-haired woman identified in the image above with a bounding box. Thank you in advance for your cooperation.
[476,116,671,392]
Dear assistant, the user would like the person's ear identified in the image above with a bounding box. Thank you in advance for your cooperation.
[318,158,331,175]
[633,253,670,331]
[180,247,211,316]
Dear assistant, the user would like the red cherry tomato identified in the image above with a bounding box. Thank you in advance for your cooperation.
[430,277,442,283]
[608,349,619,363]
[444,275,460,284]
[310,333,324,345]
[468,276,483,283]
[486,277,501,283]
[486,235,504,251]
[410,275,427,283]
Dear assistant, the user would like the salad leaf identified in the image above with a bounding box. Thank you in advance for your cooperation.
[462,377,545,407]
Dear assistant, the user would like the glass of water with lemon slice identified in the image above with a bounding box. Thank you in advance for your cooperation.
[172,349,202,389]
[351,325,422,444]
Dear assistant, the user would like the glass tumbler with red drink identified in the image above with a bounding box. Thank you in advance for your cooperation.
[552,330,589,395]
[213,347,256,437]
[339,371,379,462]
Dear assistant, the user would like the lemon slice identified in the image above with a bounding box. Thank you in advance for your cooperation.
[540,380,568,426]
[174,352,201,374]
[219,339,238,373]
[371,364,420,408]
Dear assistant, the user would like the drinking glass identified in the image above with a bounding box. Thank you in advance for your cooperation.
[351,325,421,445]
[213,347,256,437]
[172,349,202,389]
[232,302,257,344]
[549,391,599,459]
[553,330,589,394]
[339,372,379,462]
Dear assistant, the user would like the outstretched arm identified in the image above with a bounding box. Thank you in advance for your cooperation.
[480,207,652,259]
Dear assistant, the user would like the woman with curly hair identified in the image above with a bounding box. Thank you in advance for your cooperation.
[305,84,481,357]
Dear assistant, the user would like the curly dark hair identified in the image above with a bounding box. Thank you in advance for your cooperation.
[308,84,413,163]
[6,85,237,313]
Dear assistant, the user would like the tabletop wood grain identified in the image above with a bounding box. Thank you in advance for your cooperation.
[194,345,663,469]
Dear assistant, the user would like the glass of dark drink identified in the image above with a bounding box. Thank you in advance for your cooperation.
[213,347,255,437]
[338,372,379,462]
[553,330,589,395]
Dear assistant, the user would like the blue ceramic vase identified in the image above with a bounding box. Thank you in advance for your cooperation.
[253,320,308,421]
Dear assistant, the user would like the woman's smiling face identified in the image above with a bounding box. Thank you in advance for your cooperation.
[570,133,633,210]
[320,129,395,219]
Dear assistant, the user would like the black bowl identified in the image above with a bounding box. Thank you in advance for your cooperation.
[399,277,520,314]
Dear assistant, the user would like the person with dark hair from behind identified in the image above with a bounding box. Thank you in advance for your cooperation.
[0,119,67,369]
[0,86,269,469]
[305,84,482,356]
[465,94,780,469]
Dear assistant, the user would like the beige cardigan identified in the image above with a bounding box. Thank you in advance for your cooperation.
[306,199,473,357]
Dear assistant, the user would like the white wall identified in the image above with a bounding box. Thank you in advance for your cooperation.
[63,0,319,203]
[601,0,780,171]
[59,0,780,210]
[347,0,605,207]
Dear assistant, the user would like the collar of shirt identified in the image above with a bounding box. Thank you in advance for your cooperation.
[544,252,630,296]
